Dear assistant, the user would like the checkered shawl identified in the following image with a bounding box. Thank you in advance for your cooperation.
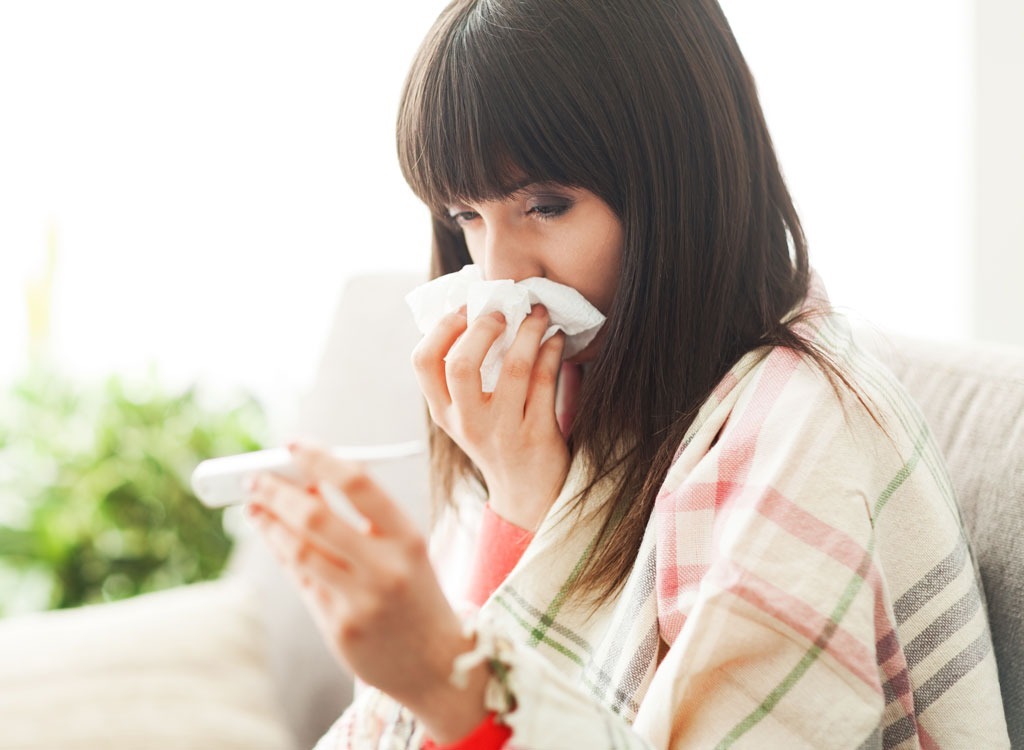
[315,300,1010,749]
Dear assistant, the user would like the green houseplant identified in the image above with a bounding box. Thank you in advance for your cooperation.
[0,364,269,616]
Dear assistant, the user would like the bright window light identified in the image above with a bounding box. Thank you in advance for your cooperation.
[0,1,974,429]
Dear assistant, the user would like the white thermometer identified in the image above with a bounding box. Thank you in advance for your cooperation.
[190,441,426,510]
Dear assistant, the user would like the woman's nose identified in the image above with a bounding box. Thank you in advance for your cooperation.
[480,228,543,282]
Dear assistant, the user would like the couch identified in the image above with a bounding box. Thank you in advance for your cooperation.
[0,272,1019,749]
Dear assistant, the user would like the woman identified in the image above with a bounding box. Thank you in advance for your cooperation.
[245,0,1010,747]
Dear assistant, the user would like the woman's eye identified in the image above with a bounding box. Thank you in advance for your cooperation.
[527,201,572,220]
[447,210,479,225]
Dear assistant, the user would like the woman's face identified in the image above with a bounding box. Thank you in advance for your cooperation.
[446,183,623,362]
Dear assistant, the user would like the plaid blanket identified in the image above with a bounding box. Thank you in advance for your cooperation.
[316,298,1010,749]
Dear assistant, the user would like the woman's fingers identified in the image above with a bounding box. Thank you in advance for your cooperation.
[249,504,303,564]
[493,305,550,411]
[247,505,355,622]
[412,306,558,417]
[525,330,565,423]
[444,311,506,404]
[287,440,420,539]
[248,472,369,563]
[410,309,469,416]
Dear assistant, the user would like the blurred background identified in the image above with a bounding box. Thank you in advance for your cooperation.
[0,0,1021,615]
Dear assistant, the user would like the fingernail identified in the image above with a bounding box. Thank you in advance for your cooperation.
[489,311,505,323]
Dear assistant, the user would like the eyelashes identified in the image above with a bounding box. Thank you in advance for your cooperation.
[445,197,574,227]
[446,210,479,225]
[527,201,572,220]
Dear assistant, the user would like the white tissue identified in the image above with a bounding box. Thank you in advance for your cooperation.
[405,264,606,392]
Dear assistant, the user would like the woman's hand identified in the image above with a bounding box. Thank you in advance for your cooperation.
[411,305,570,530]
[245,440,489,743]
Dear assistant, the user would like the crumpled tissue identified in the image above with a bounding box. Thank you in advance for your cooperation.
[405,264,606,392]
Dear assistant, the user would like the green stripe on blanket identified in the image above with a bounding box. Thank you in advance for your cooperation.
[715,425,927,747]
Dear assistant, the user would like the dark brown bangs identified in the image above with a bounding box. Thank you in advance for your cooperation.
[396,0,617,218]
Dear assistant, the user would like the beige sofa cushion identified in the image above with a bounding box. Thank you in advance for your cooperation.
[233,271,430,748]
[0,577,295,750]
[863,331,1024,745]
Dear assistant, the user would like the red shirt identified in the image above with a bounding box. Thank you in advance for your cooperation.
[423,504,534,749]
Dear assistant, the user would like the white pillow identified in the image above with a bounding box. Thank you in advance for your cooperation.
[0,576,296,750]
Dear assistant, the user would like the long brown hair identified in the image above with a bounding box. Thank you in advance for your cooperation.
[397,0,833,605]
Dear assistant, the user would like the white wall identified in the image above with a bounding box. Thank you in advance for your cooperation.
[722,0,974,343]
[0,1,446,432]
[1,1,1016,430]
[974,0,1024,347]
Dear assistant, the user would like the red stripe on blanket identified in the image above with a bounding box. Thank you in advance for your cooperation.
[657,563,707,643]
[715,347,803,489]
[657,563,709,611]
[659,610,688,645]
[654,478,880,652]
[748,484,873,574]
[655,482,714,641]
[713,563,883,694]
[919,724,940,750]
[875,579,917,722]
[656,481,877,602]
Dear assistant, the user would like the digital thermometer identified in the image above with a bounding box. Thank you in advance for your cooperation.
[190,441,426,509]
